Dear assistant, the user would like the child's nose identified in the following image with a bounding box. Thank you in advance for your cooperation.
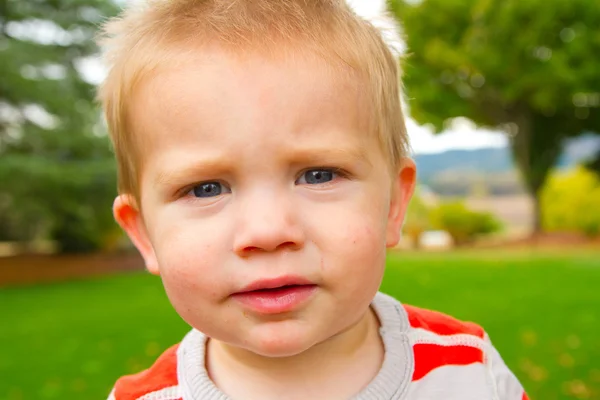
[232,191,304,256]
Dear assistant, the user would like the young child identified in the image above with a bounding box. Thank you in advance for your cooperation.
[97,1,528,399]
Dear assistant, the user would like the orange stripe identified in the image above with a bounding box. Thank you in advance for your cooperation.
[412,343,484,381]
[114,344,180,400]
[404,305,485,338]
[522,393,530,400]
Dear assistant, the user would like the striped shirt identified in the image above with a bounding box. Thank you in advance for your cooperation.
[108,292,529,400]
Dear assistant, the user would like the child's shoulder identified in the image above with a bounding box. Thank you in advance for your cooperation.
[108,344,182,400]
[393,301,528,399]
[399,303,489,382]
[402,303,486,338]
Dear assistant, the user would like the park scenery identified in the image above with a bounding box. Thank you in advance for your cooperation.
[1,0,599,399]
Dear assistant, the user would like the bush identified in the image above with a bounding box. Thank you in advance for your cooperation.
[429,201,502,246]
[403,190,432,247]
[541,166,600,237]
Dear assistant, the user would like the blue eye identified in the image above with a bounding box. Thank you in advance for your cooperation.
[191,182,228,198]
[297,169,336,185]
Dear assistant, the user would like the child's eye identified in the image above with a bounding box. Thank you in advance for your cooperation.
[296,169,337,185]
[189,182,231,198]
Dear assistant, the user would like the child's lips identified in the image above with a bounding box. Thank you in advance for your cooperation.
[235,275,315,293]
[232,276,317,314]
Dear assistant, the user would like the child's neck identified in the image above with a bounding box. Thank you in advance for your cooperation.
[206,307,384,400]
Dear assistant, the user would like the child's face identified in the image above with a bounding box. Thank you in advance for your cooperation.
[116,47,415,357]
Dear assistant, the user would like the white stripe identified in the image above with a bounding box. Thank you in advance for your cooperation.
[408,327,488,350]
[485,334,526,400]
[407,363,495,398]
[137,385,182,400]
[485,333,501,400]
[107,388,116,400]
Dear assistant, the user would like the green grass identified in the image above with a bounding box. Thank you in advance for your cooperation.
[1,249,599,399]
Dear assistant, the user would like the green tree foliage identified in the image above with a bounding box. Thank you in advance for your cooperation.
[541,166,600,237]
[0,0,119,252]
[429,201,502,246]
[388,0,600,232]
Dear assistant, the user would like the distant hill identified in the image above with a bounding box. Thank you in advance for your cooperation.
[414,134,600,185]
[414,148,511,183]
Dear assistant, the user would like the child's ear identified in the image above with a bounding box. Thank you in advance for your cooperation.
[386,158,417,248]
[113,195,160,275]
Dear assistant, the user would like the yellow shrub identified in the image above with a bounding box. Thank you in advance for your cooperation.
[541,166,600,237]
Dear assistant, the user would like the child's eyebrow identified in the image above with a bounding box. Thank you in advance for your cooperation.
[153,145,373,187]
[283,146,373,168]
[154,158,231,187]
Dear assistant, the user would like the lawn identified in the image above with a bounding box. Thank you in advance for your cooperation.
[0,249,598,399]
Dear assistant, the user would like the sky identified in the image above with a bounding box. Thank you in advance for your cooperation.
[76,0,508,154]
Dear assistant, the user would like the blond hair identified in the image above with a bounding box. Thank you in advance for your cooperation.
[97,0,409,197]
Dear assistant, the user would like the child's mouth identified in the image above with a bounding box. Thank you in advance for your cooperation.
[249,284,309,295]
[232,278,317,314]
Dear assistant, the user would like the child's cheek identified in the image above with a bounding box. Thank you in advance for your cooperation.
[321,218,386,275]
[155,229,227,300]
[157,243,226,331]
[339,201,388,248]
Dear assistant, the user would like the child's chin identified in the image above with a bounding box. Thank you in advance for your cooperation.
[248,341,314,358]
[244,328,321,358]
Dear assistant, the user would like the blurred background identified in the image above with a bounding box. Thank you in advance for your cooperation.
[0,0,598,399]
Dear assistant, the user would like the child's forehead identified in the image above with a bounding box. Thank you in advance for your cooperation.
[150,42,362,90]
[132,45,370,130]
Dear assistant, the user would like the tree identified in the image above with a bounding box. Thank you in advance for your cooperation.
[388,0,600,232]
[0,0,119,252]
